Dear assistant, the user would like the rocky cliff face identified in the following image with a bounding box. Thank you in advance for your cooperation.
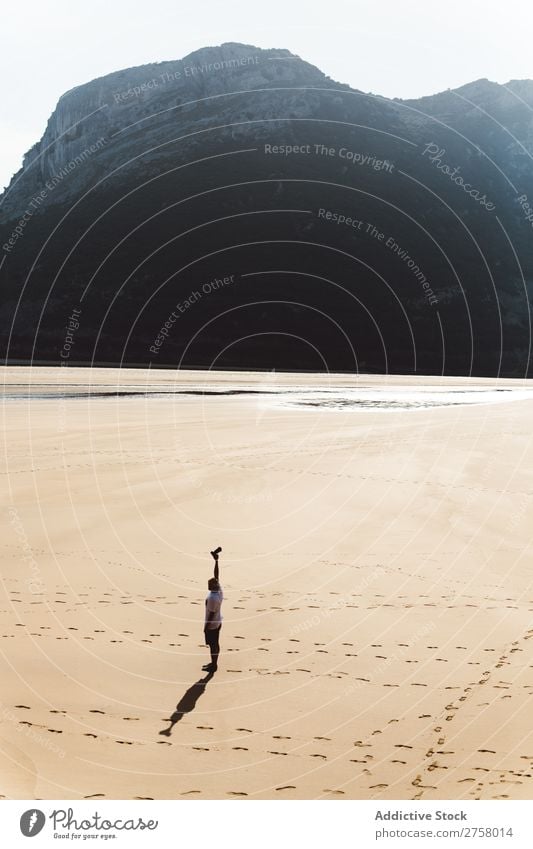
[1,43,533,375]
[1,44,337,217]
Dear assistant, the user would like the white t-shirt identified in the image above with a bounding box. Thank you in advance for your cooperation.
[205,588,223,629]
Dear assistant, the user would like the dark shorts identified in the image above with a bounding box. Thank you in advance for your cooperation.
[205,625,221,648]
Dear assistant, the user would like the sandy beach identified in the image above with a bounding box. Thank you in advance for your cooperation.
[1,366,533,801]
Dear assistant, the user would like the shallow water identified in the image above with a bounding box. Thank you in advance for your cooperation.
[274,386,533,411]
[1,379,532,410]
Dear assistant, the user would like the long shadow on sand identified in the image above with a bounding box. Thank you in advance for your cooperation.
[159,671,215,736]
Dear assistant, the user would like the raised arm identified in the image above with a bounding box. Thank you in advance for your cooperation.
[210,546,221,584]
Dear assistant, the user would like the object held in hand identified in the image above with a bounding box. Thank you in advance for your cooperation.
[210,546,222,560]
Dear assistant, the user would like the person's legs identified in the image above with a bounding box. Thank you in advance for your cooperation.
[204,626,221,670]
[210,626,220,669]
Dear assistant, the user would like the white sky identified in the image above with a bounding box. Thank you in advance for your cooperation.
[1,0,533,191]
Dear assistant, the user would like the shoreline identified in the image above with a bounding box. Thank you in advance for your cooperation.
[3,360,533,382]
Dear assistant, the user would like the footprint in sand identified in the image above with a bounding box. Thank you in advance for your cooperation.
[84,733,97,738]
[227,791,248,796]
[84,794,105,799]
[15,705,31,710]
[412,776,436,789]
[233,747,248,751]
[90,710,105,715]
[276,785,296,791]
[180,790,201,796]
[116,740,133,745]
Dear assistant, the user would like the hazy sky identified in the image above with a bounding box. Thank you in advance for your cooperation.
[2,0,533,191]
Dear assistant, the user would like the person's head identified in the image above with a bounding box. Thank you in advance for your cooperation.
[208,578,219,592]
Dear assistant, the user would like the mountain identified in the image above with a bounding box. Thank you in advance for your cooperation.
[2,43,533,375]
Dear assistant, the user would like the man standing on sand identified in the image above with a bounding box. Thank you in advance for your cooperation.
[203,547,223,672]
